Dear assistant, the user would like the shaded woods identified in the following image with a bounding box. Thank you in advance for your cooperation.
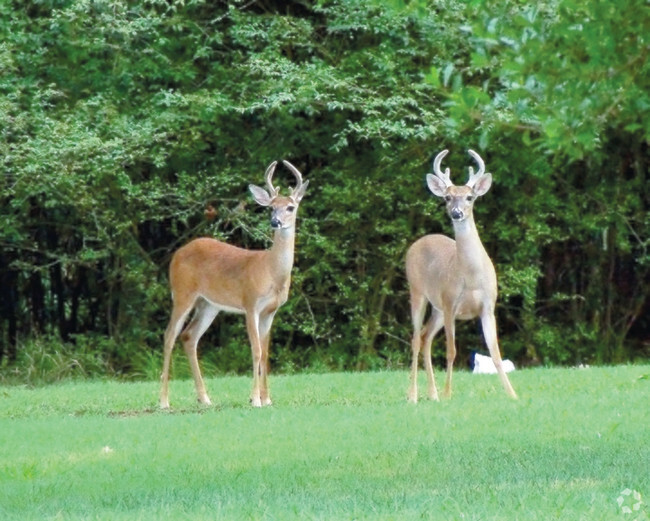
[1,0,648,378]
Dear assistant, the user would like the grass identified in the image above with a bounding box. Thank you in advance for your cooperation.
[1,366,648,520]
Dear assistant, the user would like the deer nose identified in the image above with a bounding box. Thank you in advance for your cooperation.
[450,208,464,220]
[270,217,282,228]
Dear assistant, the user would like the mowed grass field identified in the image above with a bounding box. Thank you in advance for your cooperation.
[1,366,648,520]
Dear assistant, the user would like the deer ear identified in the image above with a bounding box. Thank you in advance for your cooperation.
[426,173,448,198]
[472,173,492,197]
[249,184,273,206]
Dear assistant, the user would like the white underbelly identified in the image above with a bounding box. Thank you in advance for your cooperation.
[202,297,245,314]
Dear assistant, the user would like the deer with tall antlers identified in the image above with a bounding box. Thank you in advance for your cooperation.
[159,160,309,408]
[406,149,517,402]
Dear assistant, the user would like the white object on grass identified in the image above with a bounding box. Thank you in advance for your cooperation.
[473,353,515,374]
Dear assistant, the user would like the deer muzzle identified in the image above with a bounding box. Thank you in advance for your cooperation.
[450,207,464,221]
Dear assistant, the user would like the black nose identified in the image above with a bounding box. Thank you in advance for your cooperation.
[450,208,464,220]
[271,217,282,228]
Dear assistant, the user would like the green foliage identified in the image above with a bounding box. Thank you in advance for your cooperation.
[0,336,118,385]
[427,0,650,364]
[0,0,648,375]
[1,367,649,519]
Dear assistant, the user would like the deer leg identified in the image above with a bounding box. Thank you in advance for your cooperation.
[442,313,457,398]
[180,299,218,405]
[160,298,194,409]
[258,310,276,406]
[408,292,427,403]
[422,309,444,401]
[480,309,518,399]
[245,313,264,407]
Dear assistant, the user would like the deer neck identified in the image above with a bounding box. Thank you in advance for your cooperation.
[268,226,296,282]
[452,216,489,271]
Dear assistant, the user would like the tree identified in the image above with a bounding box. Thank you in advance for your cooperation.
[438,0,650,362]
[1,0,647,378]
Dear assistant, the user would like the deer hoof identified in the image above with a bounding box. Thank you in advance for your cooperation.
[198,396,212,406]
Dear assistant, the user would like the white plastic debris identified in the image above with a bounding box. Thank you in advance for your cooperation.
[472,353,515,374]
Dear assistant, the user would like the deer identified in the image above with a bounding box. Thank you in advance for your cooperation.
[159,160,309,409]
[406,149,517,403]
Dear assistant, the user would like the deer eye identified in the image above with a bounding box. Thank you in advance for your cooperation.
[444,196,452,202]
[287,205,296,212]
[466,195,474,202]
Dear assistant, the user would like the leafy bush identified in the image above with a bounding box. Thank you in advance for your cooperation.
[0,0,648,377]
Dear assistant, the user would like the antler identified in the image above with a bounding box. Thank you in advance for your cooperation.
[432,149,453,187]
[264,161,280,197]
[466,149,485,188]
[282,160,304,197]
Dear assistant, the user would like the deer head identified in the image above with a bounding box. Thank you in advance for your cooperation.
[426,149,493,223]
[248,160,309,230]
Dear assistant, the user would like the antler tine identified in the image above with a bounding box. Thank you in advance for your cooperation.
[466,149,485,187]
[282,160,304,195]
[264,160,280,197]
[432,149,453,187]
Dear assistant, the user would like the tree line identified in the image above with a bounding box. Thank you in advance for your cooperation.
[1,0,648,379]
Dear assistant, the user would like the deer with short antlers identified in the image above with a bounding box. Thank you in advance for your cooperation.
[160,160,309,408]
[406,149,517,402]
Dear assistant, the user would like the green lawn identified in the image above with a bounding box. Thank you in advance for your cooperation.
[1,366,648,520]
